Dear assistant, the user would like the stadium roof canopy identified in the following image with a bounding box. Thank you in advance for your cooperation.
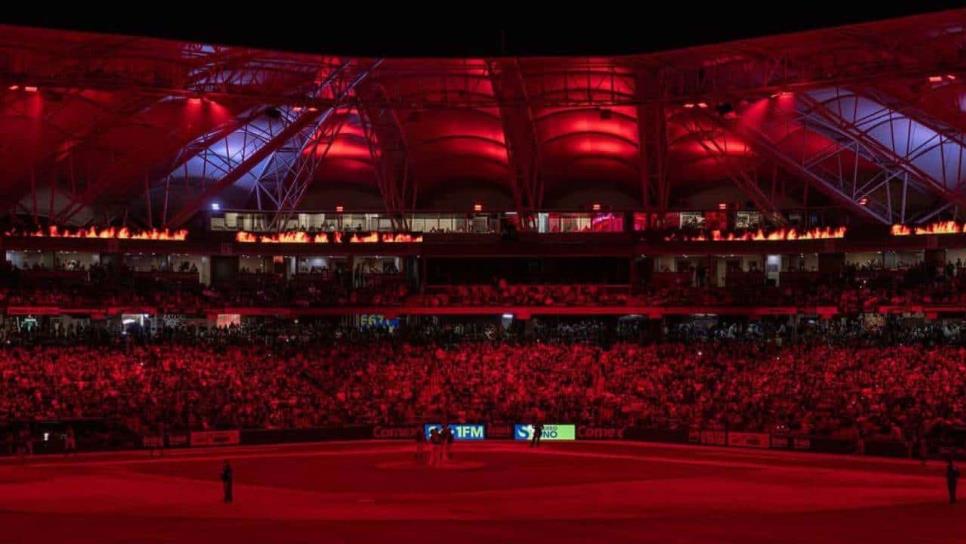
[1,10,965,228]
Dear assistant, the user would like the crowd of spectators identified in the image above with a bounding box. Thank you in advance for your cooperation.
[0,260,411,310]
[1,324,964,448]
[414,281,630,307]
[2,258,966,313]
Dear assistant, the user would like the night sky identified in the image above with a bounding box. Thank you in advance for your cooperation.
[1,2,963,57]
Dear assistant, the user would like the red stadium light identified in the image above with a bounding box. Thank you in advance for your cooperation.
[592,203,601,211]
[717,202,728,210]
[858,197,869,205]
[683,103,695,109]
[7,85,18,91]
[697,102,708,109]
[928,75,943,83]
[473,203,483,212]
[335,205,344,213]
[24,86,38,93]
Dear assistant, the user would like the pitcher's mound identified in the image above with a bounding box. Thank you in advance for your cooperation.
[375,459,486,471]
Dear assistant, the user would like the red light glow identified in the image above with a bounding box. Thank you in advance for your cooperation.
[891,221,965,236]
[5,226,188,241]
[666,226,846,242]
[235,231,422,244]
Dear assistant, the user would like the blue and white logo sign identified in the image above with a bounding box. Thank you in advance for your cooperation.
[515,424,534,440]
[423,423,486,441]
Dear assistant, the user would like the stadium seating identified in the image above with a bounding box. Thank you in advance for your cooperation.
[2,336,963,444]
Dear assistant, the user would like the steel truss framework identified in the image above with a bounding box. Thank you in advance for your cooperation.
[674,113,788,225]
[487,58,543,221]
[799,88,965,221]
[266,60,385,230]
[709,87,966,226]
[0,10,964,229]
[725,111,916,225]
[636,70,671,214]
[156,60,382,228]
[356,79,414,227]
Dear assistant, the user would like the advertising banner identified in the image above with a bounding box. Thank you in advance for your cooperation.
[423,423,486,441]
[241,426,371,445]
[577,427,625,440]
[727,432,770,449]
[167,434,189,447]
[622,427,691,444]
[372,426,418,439]
[190,430,240,447]
[514,424,576,441]
[699,430,727,446]
[487,423,514,439]
[770,435,791,449]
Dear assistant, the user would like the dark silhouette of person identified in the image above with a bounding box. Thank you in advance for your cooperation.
[530,423,544,448]
[221,460,233,503]
[64,426,76,455]
[429,427,443,466]
[918,429,929,466]
[947,457,960,504]
[19,426,33,459]
[440,424,454,462]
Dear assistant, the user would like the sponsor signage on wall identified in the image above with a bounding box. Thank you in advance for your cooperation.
[514,424,576,441]
[727,432,770,449]
[487,424,513,439]
[372,426,418,439]
[699,430,727,446]
[770,435,791,449]
[578,427,625,439]
[423,423,486,441]
[189,430,240,447]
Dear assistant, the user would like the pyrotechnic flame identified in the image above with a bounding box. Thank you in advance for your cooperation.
[235,230,422,244]
[5,226,187,241]
[667,227,846,242]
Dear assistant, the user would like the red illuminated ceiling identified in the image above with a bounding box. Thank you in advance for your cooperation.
[0,10,964,226]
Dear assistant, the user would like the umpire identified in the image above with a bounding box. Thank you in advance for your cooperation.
[221,460,234,503]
